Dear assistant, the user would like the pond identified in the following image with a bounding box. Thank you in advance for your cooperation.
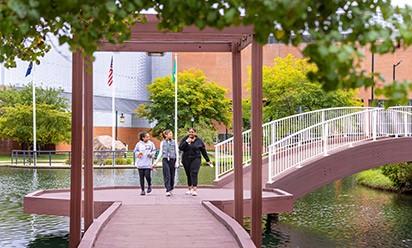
[0,167,411,247]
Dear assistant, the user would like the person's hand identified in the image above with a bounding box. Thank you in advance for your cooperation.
[151,165,157,171]
[186,137,193,144]
[207,161,214,168]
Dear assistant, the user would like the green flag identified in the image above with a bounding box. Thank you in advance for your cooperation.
[172,55,177,83]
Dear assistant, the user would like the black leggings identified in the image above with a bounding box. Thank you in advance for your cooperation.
[138,168,152,190]
[162,158,176,192]
[182,157,201,187]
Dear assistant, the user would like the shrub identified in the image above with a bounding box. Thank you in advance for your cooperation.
[356,169,396,191]
[381,163,412,191]
[104,159,113,165]
[115,158,128,165]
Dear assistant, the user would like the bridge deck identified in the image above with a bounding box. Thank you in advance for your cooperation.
[24,187,293,248]
[93,189,239,248]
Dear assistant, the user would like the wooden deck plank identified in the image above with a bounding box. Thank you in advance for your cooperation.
[93,196,239,248]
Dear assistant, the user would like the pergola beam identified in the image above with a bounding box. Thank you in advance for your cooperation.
[84,55,94,232]
[129,33,249,42]
[250,38,263,248]
[131,15,254,35]
[69,51,83,248]
[98,41,233,52]
[232,42,243,225]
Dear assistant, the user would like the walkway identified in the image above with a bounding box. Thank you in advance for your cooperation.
[24,187,292,247]
[93,189,239,248]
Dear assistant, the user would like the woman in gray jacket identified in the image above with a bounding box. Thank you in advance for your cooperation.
[153,130,178,196]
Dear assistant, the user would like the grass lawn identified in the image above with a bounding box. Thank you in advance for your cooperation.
[356,168,397,191]
[0,155,11,162]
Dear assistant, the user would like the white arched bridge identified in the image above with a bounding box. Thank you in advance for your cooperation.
[214,106,412,198]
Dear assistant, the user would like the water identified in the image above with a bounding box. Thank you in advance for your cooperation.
[0,166,214,247]
[0,167,411,247]
[262,177,412,248]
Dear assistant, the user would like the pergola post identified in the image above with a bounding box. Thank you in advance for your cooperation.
[84,55,94,231]
[250,38,263,247]
[232,42,243,225]
[69,51,84,248]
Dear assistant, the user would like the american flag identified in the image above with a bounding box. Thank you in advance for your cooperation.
[107,56,113,87]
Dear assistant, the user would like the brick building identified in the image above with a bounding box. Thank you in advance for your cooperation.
[177,43,412,104]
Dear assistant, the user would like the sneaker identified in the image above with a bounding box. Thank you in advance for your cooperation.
[147,186,152,194]
[140,190,146,196]
[185,190,192,195]
[165,192,171,197]
[191,190,198,196]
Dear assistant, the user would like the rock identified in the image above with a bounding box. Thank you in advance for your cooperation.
[93,135,127,161]
[93,135,126,151]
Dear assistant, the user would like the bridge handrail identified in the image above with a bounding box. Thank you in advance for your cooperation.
[268,109,380,148]
[214,106,375,180]
[216,106,375,146]
[267,108,412,183]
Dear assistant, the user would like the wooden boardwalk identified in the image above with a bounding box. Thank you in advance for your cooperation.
[93,190,239,248]
[24,186,293,248]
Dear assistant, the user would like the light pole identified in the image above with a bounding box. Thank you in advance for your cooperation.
[191,116,194,128]
[115,111,125,141]
[393,60,402,81]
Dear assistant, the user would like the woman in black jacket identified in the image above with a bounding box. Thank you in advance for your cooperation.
[179,128,212,196]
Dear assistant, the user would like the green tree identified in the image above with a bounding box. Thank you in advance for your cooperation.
[136,70,231,142]
[0,85,70,148]
[0,83,68,110]
[243,55,361,128]
[2,1,412,102]
[178,122,217,146]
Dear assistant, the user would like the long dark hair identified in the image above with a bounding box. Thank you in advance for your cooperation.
[138,131,148,141]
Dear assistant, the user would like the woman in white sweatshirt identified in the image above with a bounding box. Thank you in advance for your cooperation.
[134,131,156,196]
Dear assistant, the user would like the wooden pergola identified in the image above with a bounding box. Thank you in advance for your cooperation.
[70,15,263,247]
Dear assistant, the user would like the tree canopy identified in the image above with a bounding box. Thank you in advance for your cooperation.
[136,70,231,140]
[0,83,68,110]
[0,84,70,148]
[2,1,412,101]
[243,55,361,127]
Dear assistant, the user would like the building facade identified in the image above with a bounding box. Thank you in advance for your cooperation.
[0,39,172,152]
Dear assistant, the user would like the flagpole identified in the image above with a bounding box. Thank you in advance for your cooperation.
[174,54,178,161]
[111,57,116,153]
[32,65,36,167]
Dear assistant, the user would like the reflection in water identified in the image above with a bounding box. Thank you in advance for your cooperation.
[275,177,412,248]
[0,167,211,247]
[0,167,411,247]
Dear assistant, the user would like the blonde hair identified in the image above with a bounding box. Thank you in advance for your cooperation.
[162,129,172,139]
